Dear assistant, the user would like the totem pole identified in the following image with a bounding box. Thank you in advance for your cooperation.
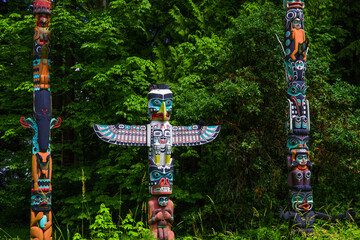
[20,1,61,239]
[277,0,354,235]
[94,84,220,239]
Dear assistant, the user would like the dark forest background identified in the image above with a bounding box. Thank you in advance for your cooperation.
[0,0,360,237]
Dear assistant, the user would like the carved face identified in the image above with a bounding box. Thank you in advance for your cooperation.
[284,0,304,9]
[149,165,173,195]
[292,18,302,29]
[287,135,309,151]
[158,196,169,207]
[31,192,51,212]
[38,15,49,27]
[152,123,171,146]
[296,153,308,166]
[35,152,51,175]
[291,190,313,211]
[148,88,173,121]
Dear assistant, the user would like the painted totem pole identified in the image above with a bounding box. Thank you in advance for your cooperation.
[94,84,220,239]
[277,0,354,234]
[20,1,61,239]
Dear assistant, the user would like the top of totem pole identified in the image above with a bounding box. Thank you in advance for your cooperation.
[284,0,304,9]
[148,84,173,121]
[33,0,51,15]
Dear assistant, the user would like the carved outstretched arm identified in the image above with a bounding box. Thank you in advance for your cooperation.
[332,209,356,221]
[314,211,331,220]
[279,207,296,220]
[279,207,295,219]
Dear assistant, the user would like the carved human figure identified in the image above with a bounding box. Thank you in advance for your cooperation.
[148,196,174,240]
[290,18,307,61]
[34,15,50,49]
[31,192,52,240]
[281,190,355,235]
[33,14,51,90]
[288,149,311,189]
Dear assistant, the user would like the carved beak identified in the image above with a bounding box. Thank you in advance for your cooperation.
[157,102,168,120]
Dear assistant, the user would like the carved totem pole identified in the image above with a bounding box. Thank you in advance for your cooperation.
[20,1,61,239]
[277,0,354,234]
[94,84,220,239]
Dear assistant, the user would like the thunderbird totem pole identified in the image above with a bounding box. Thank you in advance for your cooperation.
[94,84,220,239]
[277,0,354,235]
[20,1,61,239]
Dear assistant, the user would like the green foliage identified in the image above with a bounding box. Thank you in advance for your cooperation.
[72,203,153,240]
[1,0,360,238]
[89,203,119,239]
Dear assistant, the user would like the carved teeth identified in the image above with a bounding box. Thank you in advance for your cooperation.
[153,187,171,192]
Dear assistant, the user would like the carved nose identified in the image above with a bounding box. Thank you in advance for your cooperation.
[159,178,170,186]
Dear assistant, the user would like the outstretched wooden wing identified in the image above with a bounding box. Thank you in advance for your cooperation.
[93,124,148,146]
[172,125,221,146]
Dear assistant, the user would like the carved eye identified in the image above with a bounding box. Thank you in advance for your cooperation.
[154,131,162,137]
[164,130,170,137]
[154,100,160,106]
[286,11,294,19]
[290,87,297,94]
[35,196,41,202]
[166,99,172,106]
[167,172,173,179]
[289,138,298,146]
[36,153,43,161]
[151,171,162,180]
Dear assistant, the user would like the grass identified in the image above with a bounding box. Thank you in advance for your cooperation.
[2,220,360,240]
[4,171,359,239]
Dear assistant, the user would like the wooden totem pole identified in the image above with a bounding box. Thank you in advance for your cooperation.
[277,0,354,235]
[21,1,61,239]
[94,84,220,239]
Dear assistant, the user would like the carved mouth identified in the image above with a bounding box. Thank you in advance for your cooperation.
[151,187,171,194]
[299,202,310,210]
[287,2,304,8]
[151,112,170,120]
